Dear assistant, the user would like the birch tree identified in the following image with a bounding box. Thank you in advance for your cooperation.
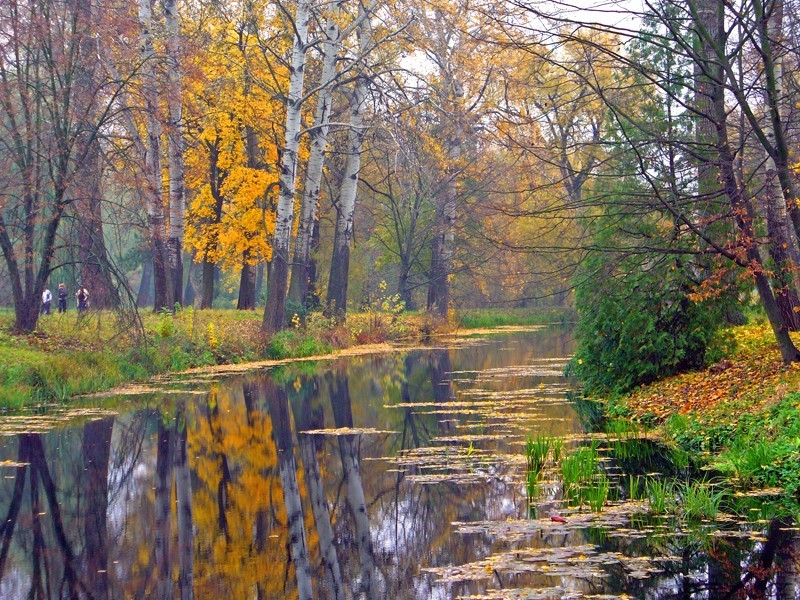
[165,0,186,307]
[326,6,373,319]
[137,0,173,311]
[288,1,345,309]
[262,0,313,333]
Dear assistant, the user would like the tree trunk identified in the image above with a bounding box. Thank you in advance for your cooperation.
[155,417,174,600]
[137,256,154,308]
[165,0,185,307]
[74,0,116,309]
[263,0,312,334]
[237,253,257,310]
[82,417,114,600]
[707,19,800,362]
[290,383,345,600]
[288,4,343,308]
[137,0,173,312]
[184,254,196,306]
[174,401,194,600]
[201,256,215,309]
[326,10,371,320]
[427,174,456,318]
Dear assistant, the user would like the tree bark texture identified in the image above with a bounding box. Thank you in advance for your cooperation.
[74,0,116,309]
[263,0,312,334]
[165,0,186,307]
[326,10,371,320]
[264,380,314,600]
[328,373,380,599]
[138,0,173,311]
[289,4,343,308]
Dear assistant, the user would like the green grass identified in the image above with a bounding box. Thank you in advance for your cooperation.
[524,436,551,477]
[0,306,432,408]
[456,307,574,329]
[677,480,727,521]
[585,474,611,512]
[646,478,672,515]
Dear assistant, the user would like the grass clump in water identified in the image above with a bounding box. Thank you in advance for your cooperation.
[677,480,727,521]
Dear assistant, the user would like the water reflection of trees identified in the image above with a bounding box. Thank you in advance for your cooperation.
[1,332,799,598]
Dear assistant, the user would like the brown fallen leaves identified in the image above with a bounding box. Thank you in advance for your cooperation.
[624,324,798,420]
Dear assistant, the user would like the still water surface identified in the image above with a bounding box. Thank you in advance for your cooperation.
[0,327,796,599]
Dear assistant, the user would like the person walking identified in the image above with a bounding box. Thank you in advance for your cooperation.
[58,283,68,313]
[76,286,89,312]
[41,287,52,315]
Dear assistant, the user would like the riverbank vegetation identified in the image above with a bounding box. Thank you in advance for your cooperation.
[598,321,800,508]
[0,306,564,408]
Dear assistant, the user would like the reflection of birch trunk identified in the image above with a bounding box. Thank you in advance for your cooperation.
[174,402,195,600]
[29,434,79,596]
[263,380,314,599]
[430,349,455,433]
[328,373,379,599]
[777,524,800,599]
[82,417,114,600]
[155,418,175,599]
[291,379,345,600]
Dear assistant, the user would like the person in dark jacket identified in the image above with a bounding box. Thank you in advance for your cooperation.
[76,286,89,312]
[58,283,68,313]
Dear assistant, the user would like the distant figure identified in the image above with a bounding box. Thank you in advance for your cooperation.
[76,286,89,313]
[58,283,68,313]
[41,288,52,315]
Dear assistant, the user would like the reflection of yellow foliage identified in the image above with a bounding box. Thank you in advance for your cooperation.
[188,384,319,597]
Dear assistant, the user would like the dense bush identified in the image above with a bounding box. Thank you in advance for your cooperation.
[572,252,733,395]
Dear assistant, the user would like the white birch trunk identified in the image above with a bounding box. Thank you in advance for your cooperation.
[154,420,174,600]
[263,0,312,333]
[326,9,371,318]
[288,3,343,306]
[165,0,185,306]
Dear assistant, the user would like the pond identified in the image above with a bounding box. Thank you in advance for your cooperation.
[0,326,797,599]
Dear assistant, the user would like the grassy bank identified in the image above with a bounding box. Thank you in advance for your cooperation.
[0,305,570,408]
[456,306,574,329]
[0,306,436,409]
[603,322,800,505]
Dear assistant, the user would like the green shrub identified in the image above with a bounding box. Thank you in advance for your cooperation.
[571,233,736,396]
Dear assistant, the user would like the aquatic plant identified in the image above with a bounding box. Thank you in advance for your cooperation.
[646,478,672,515]
[561,442,600,503]
[525,436,550,478]
[627,474,642,501]
[551,438,564,464]
[585,475,611,512]
[678,480,727,521]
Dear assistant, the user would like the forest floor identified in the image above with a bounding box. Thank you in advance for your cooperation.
[0,305,564,408]
[609,321,800,500]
